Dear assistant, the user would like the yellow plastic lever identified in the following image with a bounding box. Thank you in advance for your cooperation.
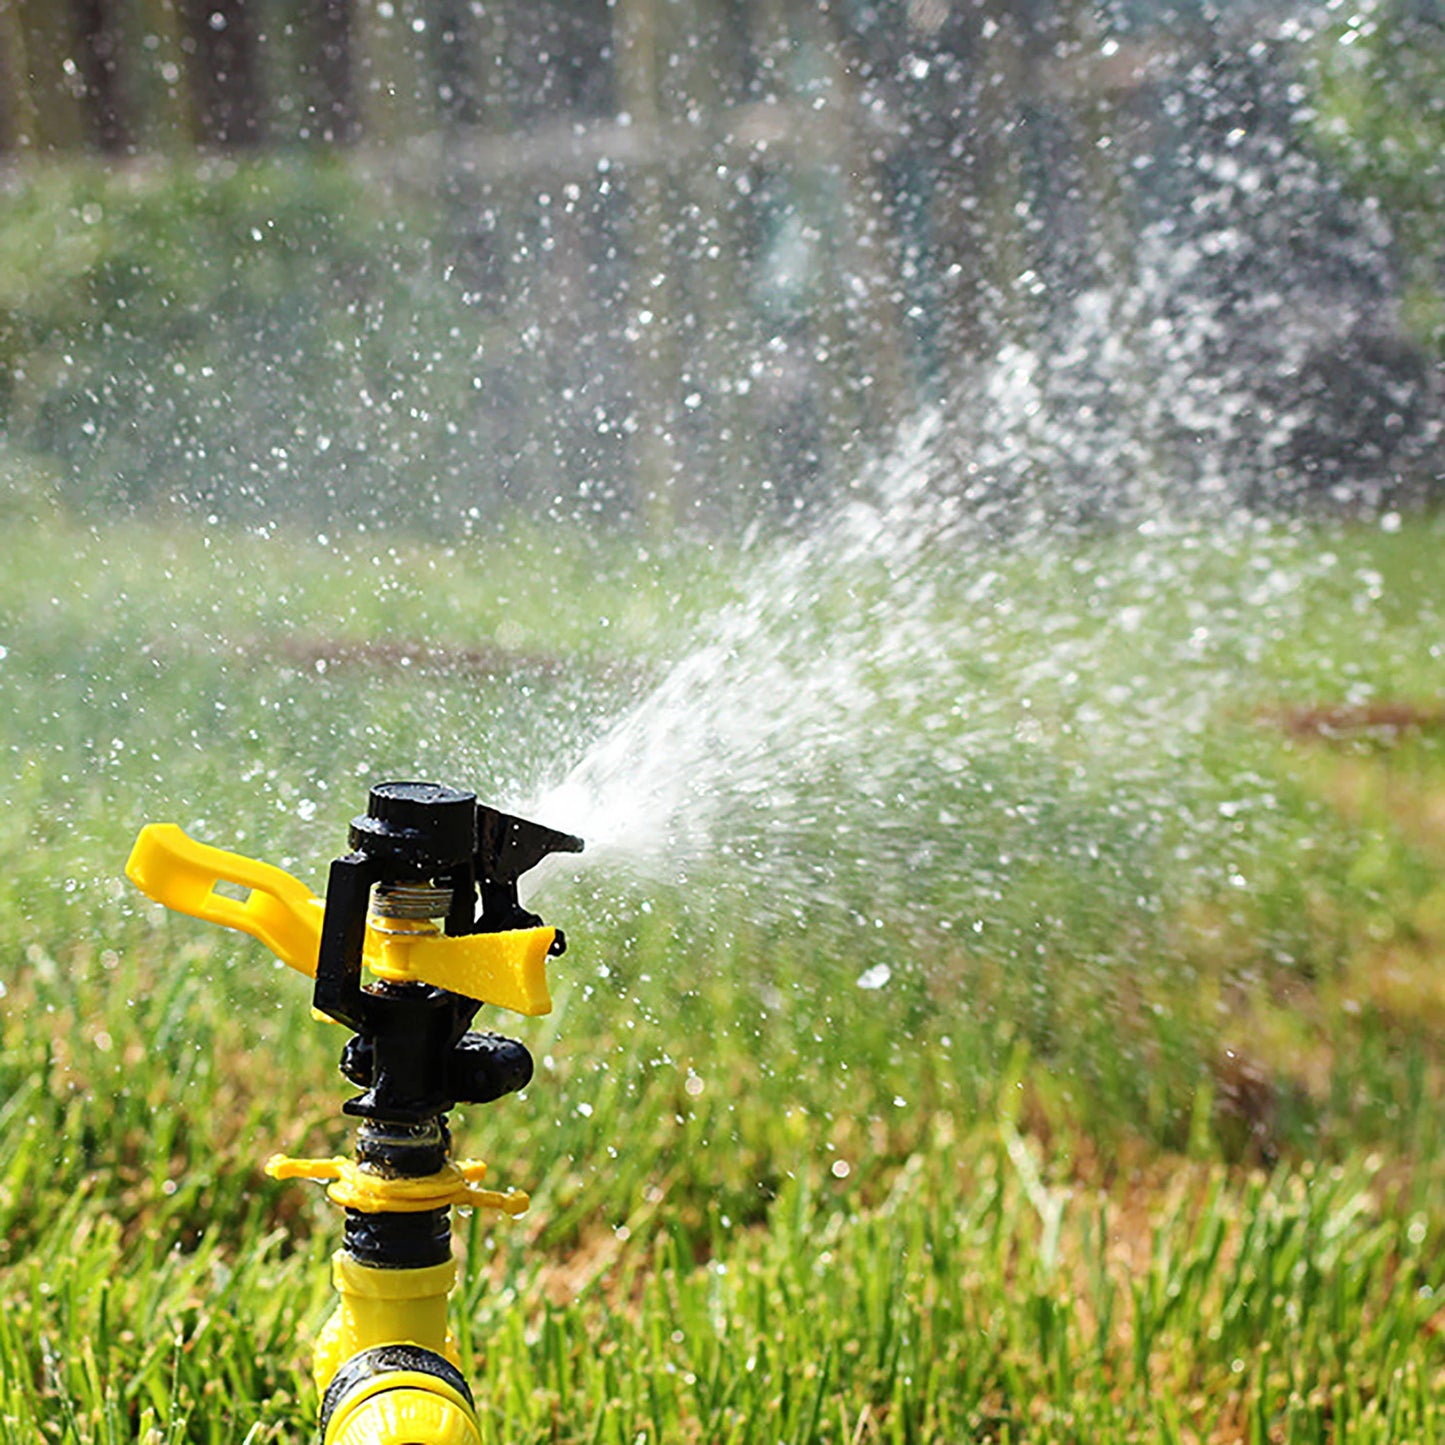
[125,824,555,1015]
[126,823,324,976]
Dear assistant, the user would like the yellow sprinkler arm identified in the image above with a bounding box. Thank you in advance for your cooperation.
[126,823,324,976]
[125,823,556,1016]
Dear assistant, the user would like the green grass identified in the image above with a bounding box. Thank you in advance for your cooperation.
[4,500,1445,1442]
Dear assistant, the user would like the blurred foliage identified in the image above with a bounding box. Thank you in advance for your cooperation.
[0,156,580,528]
[0,144,900,534]
[1311,1,1445,353]
[2,3,1441,532]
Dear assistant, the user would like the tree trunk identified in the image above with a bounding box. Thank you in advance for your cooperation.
[70,0,132,153]
[613,0,683,536]
[313,0,358,144]
[181,0,264,148]
[431,0,483,129]
[0,5,21,152]
[10,0,89,152]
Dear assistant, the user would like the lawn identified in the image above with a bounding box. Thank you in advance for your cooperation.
[3,488,1445,1443]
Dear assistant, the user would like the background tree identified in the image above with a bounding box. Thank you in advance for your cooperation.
[180,0,264,148]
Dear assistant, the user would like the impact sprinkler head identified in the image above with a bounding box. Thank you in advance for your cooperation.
[125,780,585,1123]
[312,783,583,1124]
[125,780,585,1443]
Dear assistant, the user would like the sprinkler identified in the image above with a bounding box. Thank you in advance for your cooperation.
[126,781,582,1445]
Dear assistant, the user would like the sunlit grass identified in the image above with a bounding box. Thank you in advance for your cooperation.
[3,504,1445,1441]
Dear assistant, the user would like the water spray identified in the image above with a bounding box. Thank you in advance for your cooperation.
[126,782,582,1445]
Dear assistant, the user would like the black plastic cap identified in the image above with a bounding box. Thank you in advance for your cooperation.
[448,1030,534,1104]
[349,780,478,869]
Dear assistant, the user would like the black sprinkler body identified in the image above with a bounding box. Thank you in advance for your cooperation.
[314,782,581,1125]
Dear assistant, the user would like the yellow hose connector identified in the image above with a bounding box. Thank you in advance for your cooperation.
[326,1378,482,1445]
[321,1352,484,1445]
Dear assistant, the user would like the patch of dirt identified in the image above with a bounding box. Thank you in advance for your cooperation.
[275,634,645,686]
[1263,700,1445,741]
